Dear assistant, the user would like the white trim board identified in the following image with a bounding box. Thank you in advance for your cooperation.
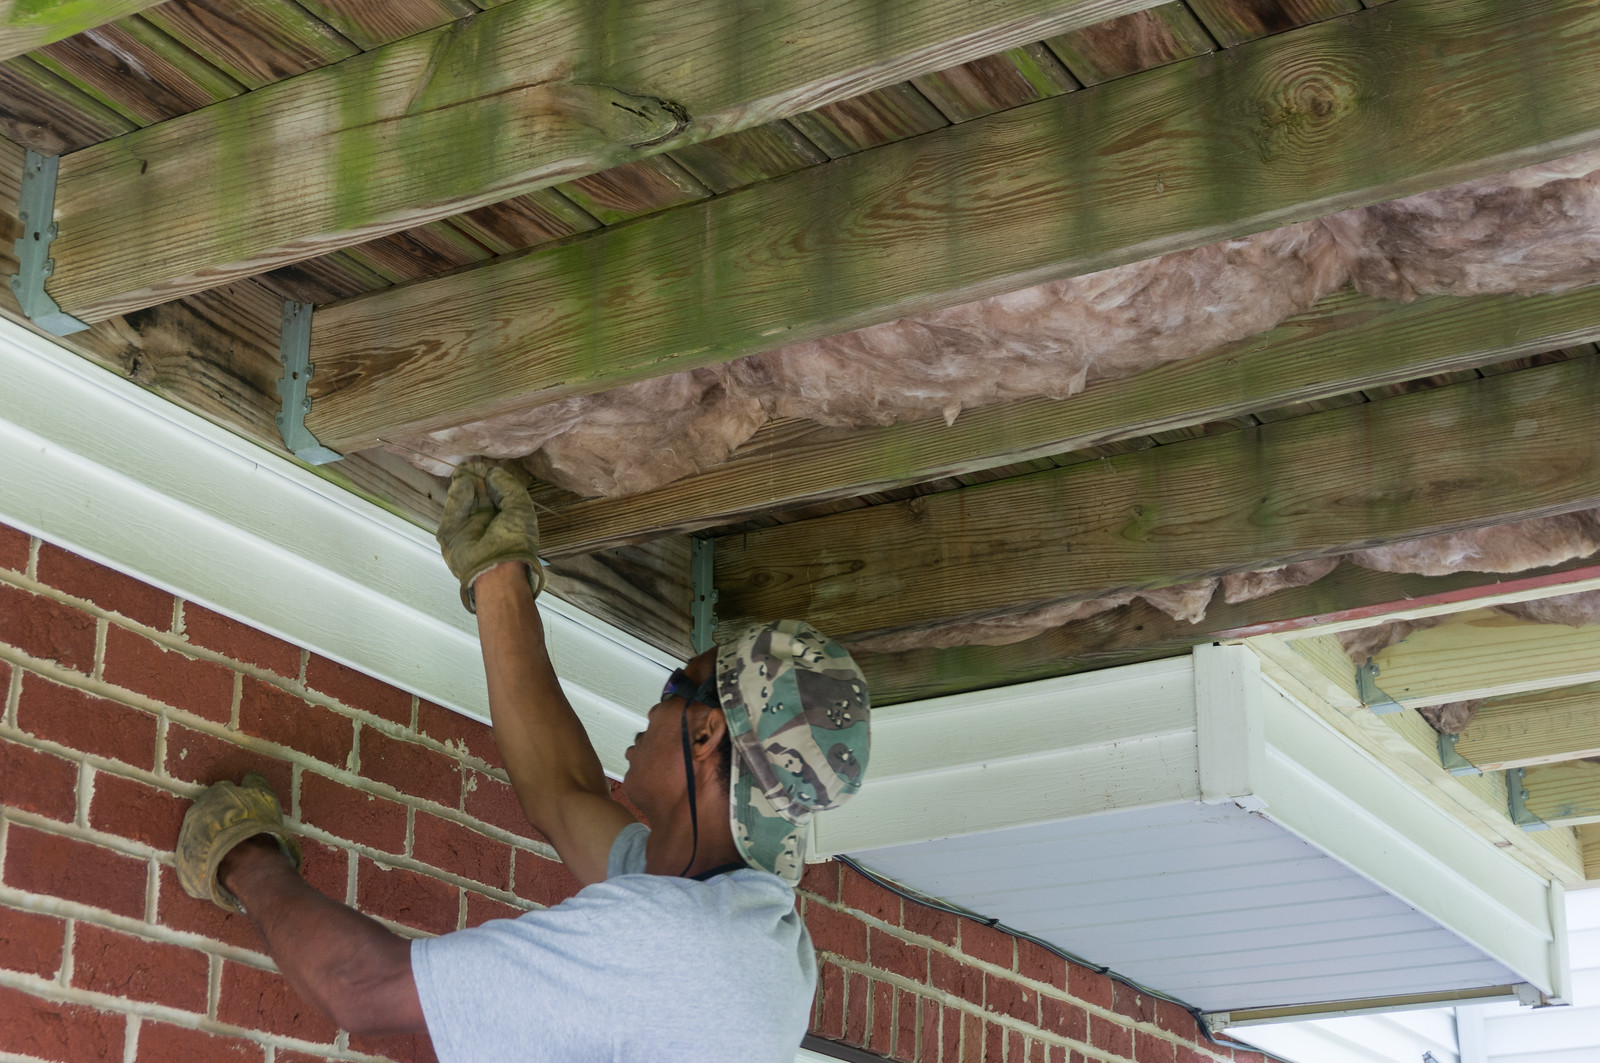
[0,316,664,777]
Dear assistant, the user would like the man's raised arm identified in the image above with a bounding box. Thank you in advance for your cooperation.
[436,461,636,885]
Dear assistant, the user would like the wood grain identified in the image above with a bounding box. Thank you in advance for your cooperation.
[47,0,1172,321]
[667,121,829,194]
[0,54,134,153]
[32,17,243,125]
[1045,2,1213,84]
[303,0,1600,452]
[533,285,1600,558]
[1523,760,1600,829]
[911,43,1078,123]
[1188,0,1360,47]
[712,356,1600,640]
[0,1,166,61]
[1373,609,1600,710]
[1453,684,1600,772]
[1580,824,1600,883]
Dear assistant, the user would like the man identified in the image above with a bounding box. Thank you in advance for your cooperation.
[176,459,871,1061]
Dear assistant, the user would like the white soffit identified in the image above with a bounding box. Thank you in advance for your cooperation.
[0,317,664,776]
[830,645,1569,1017]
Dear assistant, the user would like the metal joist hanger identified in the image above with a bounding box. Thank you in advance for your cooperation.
[275,300,343,465]
[10,150,88,337]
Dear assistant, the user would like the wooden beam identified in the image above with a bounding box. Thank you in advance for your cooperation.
[1372,610,1600,710]
[712,355,1600,641]
[857,555,1600,706]
[1523,760,1600,829]
[45,0,1172,322]
[0,2,165,61]
[538,285,1600,557]
[1580,824,1600,883]
[302,0,1600,453]
[1451,684,1600,773]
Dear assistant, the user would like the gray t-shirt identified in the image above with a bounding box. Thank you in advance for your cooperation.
[411,822,816,1062]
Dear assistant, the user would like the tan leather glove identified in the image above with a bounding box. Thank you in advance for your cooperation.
[176,773,302,913]
[436,458,547,613]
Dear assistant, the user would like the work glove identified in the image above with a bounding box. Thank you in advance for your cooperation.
[176,773,303,913]
[436,457,547,613]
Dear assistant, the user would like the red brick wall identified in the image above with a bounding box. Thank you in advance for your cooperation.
[0,522,1270,1063]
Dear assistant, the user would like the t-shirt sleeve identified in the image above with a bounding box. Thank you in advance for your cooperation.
[606,820,650,878]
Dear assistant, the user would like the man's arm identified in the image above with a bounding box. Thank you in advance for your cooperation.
[474,562,637,884]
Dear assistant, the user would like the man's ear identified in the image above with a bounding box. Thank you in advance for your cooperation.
[688,705,728,760]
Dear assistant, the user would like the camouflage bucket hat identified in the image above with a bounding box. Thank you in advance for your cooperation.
[716,620,870,884]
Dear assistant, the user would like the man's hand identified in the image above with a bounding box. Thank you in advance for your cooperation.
[436,458,547,613]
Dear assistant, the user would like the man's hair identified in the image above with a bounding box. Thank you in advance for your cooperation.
[716,727,732,787]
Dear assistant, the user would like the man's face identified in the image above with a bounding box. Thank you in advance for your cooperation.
[621,649,716,810]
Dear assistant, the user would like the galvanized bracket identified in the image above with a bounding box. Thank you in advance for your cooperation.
[9,150,88,337]
[690,537,718,653]
[1438,732,1481,776]
[1356,657,1405,714]
[274,301,343,465]
[1506,768,1548,831]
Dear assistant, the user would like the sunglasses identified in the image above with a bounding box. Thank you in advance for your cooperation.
[660,667,720,710]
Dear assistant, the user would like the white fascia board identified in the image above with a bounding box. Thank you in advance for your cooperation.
[0,317,664,777]
[1252,676,1564,997]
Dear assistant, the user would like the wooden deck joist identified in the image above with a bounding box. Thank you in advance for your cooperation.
[1372,611,1600,710]
[711,355,1600,641]
[0,1,165,61]
[1523,761,1600,830]
[298,0,1600,454]
[539,283,1600,556]
[1452,684,1600,773]
[42,0,1172,321]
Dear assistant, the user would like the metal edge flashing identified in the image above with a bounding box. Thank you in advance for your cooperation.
[0,316,665,777]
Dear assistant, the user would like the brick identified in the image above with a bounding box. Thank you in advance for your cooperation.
[465,891,525,926]
[1008,1029,1025,1063]
[463,769,545,843]
[958,1009,981,1063]
[219,961,339,1042]
[300,835,349,902]
[1156,1000,1198,1039]
[298,770,406,853]
[1233,1052,1266,1063]
[89,772,186,848]
[1090,1015,1134,1058]
[870,980,894,1056]
[929,951,984,1006]
[960,918,1014,970]
[985,972,1038,1024]
[17,674,159,768]
[36,545,173,630]
[164,723,291,797]
[1020,938,1068,989]
[0,984,126,1060]
[943,1005,964,1063]
[984,1021,1004,1063]
[73,923,208,1012]
[362,728,461,807]
[1175,1049,1208,1063]
[1069,963,1114,1010]
[156,864,258,952]
[841,865,901,925]
[357,857,457,936]
[892,989,919,1063]
[816,961,845,1040]
[805,902,868,964]
[1137,1031,1176,1063]
[800,860,840,903]
[0,523,28,572]
[1114,981,1157,1024]
[0,737,77,821]
[1042,996,1088,1041]
[844,970,869,1047]
[511,849,580,908]
[1051,1047,1068,1063]
[136,1021,263,1061]
[414,813,511,890]
[180,602,301,678]
[348,1031,439,1063]
[103,625,234,721]
[417,700,501,767]
[904,901,959,947]
[0,582,95,672]
[918,994,940,1063]
[4,826,146,919]
[306,655,411,726]
[0,907,65,977]
[1031,1038,1047,1063]
[869,927,928,981]
[237,677,352,767]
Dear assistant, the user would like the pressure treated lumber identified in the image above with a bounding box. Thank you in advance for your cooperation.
[713,356,1600,641]
[0,2,165,61]
[45,0,1172,321]
[859,556,1600,706]
[1372,610,1600,710]
[1581,825,1600,883]
[1452,685,1600,772]
[538,285,1600,557]
[1523,761,1600,829]
[304,0,1600,452]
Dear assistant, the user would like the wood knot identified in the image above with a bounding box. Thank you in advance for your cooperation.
[1250,66,1357,163]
